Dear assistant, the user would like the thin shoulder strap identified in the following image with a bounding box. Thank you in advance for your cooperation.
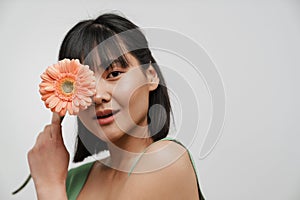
[162,138,205,199]
[128,143,154,176]
[128,137,176,176]
[161,137,200,181]
[128,137,193,176]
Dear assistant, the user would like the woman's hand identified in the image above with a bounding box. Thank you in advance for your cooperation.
[27,113,69,200]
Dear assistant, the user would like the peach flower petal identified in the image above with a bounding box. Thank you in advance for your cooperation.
[55,101,63,113]
[59,107,67,116]
[47,66,60,80]
[41,93,53,101]
[45,94,56,105]
[44,85,55,92]
[67,102,73,115]
[40,73,53,82]
[60,60,68,73]
[72,102,80,114]
[49,96,59,108]
[73,97,80,107]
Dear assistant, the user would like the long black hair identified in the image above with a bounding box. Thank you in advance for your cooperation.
[58,13,171,162]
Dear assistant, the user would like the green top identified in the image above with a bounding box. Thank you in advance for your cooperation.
[65,137,205,200]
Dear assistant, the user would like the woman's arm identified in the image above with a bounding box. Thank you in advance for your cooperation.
[27,113,69,200]
[35,184,68,200]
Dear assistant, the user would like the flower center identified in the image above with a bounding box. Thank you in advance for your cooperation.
[61,80,74,94]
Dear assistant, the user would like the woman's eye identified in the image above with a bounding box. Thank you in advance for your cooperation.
[107,71,122,79]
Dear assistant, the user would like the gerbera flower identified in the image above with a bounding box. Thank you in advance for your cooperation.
[39,59,96,116]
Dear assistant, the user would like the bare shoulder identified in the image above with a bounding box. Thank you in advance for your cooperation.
[128,139,199,199]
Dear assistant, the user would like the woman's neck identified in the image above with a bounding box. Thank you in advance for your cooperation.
[103,128,154,173]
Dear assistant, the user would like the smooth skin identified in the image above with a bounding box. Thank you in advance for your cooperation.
[76,141,199,200]
[28,54,199,200]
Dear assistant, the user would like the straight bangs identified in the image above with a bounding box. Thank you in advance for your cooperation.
[82,24,131,72]
[59,21,131,71]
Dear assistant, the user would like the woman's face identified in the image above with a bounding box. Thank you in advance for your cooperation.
[78,53,159,143]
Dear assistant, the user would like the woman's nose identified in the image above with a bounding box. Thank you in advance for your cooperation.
[92,79,111,104]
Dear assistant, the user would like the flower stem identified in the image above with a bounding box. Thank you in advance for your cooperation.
[12,174,31,194]
[12,115,65,195]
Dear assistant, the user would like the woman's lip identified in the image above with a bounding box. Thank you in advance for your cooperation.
[95,110,119,125]
[93,109,119,119]
[96,109,113,117]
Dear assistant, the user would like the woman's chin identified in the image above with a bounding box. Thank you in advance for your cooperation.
[93,130,125,144]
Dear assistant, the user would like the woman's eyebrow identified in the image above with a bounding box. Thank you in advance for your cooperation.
[96,60,117,70]
[109,59,128,68]
[98,56,129,71]
[102,62,121,73]
[105,61,118,70]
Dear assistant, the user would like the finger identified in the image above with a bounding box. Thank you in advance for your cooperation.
[50,123,62,141]
[51,112,62,126]
[35,125,51,146]
[35,131,45,146]
[50,112,62,140]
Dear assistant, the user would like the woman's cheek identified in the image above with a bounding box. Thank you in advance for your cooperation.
[113,68,147,107]
[113,69,149,124]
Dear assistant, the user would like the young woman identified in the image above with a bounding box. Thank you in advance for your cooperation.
[27,13,205,200]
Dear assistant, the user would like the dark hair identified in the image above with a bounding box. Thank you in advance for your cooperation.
[58,13,171,162]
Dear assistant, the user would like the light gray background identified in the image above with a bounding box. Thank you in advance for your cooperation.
[1,0,299,199]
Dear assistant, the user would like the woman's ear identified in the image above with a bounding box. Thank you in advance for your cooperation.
[146,63,160,91]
